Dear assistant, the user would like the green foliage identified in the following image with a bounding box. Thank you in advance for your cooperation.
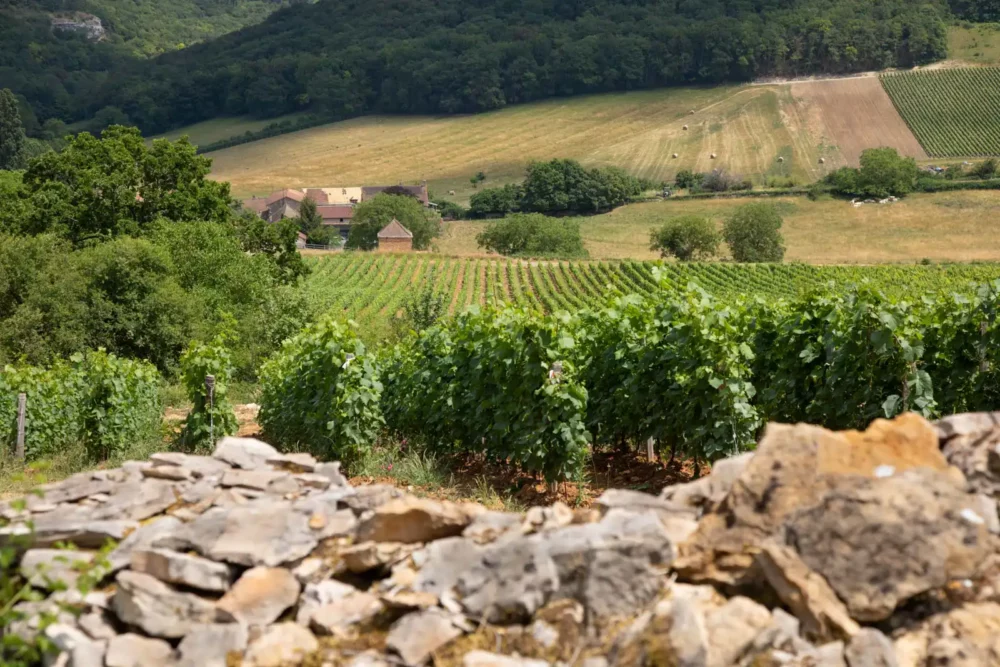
[231,214,310,285]
[434,198,467,220]
[259,317,383,460]
[0,88,26,170]
[477,213,588,259]
[972,158,998,179]
[470,171,487,188]
[297,196,325,243]
[723,203,786,263]
[12,127,232,244]
[0,351,161,461]
[649,216,720,261]
[347,194,441,251]
[381,306,591,482]
[521,159,641,213]
[398,288,448,333]
[468,184,523,218]
[675,170,703,190]
[826,148,918,198]
[178,334,239,450]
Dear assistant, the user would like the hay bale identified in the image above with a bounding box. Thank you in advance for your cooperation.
[818,158,826,164]
[689,110,696,115]
[682,125,689,131]
[710,153,717,159]
[672,153,679,159]
[777,157,784,163]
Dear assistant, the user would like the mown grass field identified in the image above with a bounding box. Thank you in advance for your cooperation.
[304,252,1000,342]
[202,79,922,202]
[882,68,1000,157]
[948,24,1000,66]
[436,191,1000,264]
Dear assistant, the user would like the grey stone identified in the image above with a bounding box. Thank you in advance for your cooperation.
[462,511,522,545]
[8,600,76,643]
[339,541,418,574]
[660,593,709,667]
[131,548,233,592]
[177,624,249,667]
[150,452,232,477]
[386,609,464,666]
[20,548,96,590]
[111,570,223,638]
[346,652,392,667]
[972,494,1000,534]
[462,651,549,667]
[217,566,301,627]
[212,436,279,470]
[29,474,113,509]
[342,484,405,515]
[44,623,106,667]
[358,496,477,544]
[107,517,183,572]
[845,628,898,667]
[296,580,359,625]
[221,469,296,493]
[267,452,318,472]
[315,461,349,487]
[90,479,178,522]
[155,497,354,567]
[1,518,137,549]
[703,596,772,667]
[243,622,318,667]
[309,591,385,636]
[935,411,1000,442]
[294,473,331,490]
[659,452,753,518]
[142,465,194,481]
[105,633,175,667]
[77,611,117,641]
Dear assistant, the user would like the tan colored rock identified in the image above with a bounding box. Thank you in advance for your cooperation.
[675,415,957,587]
[521,502,574,534]
[309,591,385,636]
[893,602,1000,667]
[704,596,774,667]
[244,622,318,667]
[131,548,232,592]
[758,540,860,642]
[177,623,249,667]
[358,497,477,544]
[216,566,301,626]
[386,609,464,665]
[106,633,175,667]
[339,541,418,573]
[462,651,549,667]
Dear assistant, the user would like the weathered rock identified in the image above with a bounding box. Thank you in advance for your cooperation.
[309,591,385,636]
[105,633,175,667]
[457,510,673,622]
[386,609,464,666]
[150,451,232,477]
[346,652,392,667]
[676,415,959,587]
[522,502,574,534]
[20,548,96,590]
[845,628,898,667]
[941,422,1000,498]
[315,461,349,487]
[339,541,418,573]
[463,511,522,545]
[704,596,774,667]
[412,537,486,596]
[131,548,233,592]
[155,497,355,566]
[1,518,137,549]
[77,611,117,641]
[216,566,301,626]
[107,516,183,572]
[44,623,106,667]
[88,479,179,522]
[296,580,359,625]
[358,497,478,544]
[893,602,1000,667]
[462,651,549,667]
[660,452,753,518]
[111,570,224,638]
[142,465,195,481]
[244,622,318,667]
[177,623,249,667]
[342,484,406,515]
[221,469,297,494]
[758,540,860,641]
[294,473,331,490]
[29,473,113,509]
[935,411,1000,441]
[780,469,993,621]
[212,436,279,470]
[267,452,318,472]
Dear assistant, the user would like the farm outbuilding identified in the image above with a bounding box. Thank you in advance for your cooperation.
[377,218,414,252]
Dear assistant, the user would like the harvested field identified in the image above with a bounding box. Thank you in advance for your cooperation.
[788,77,927,165]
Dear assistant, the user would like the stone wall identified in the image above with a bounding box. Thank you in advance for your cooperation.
[3,413,1000,666]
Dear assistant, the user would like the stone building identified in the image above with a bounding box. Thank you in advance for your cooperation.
[377,219,414,252]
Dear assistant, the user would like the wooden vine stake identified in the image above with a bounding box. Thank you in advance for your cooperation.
[646,437,656,462]
[15,393,26,460]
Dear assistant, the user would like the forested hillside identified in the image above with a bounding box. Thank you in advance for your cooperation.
[0,0,296,129]
[3,0,952,135]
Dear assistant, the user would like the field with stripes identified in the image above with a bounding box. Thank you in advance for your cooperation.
[881,68,1000,157]
[303,254,1000,341]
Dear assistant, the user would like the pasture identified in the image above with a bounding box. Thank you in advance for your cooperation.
[202,79,922,201]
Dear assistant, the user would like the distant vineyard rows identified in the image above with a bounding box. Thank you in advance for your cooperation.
[881,68,1000,157]
[304,254,1000,334]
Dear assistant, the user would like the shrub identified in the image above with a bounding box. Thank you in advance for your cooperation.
[476,213,587,258]
[521,159,641,213]
[700,169,739,193]
[972,158,998,180]
[675,170,703,190]
[828,148,918,198]
[723,203,785,263]
[649,216,720,261]
[259,317,383,460]
[0,362,83,460]
[177,334,239,451]
[468,184,523,218]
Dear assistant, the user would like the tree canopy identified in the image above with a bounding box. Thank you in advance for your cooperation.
[723,203,786,263]
[0,88,26,170]
[346,193,441,251]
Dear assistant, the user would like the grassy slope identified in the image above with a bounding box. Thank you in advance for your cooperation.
[202,83,893,200]
[438,191,1000,264]
[948,24,1000,66]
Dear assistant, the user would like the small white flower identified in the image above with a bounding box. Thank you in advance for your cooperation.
[874,465,895,479]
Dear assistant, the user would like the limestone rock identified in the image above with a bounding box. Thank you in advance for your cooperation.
[244,622,318,667]
[216,566,301,626]
[20,549,96,590]
[935,411,1000,441]
[77,611,117,641]
[177,623,249,667]
[339,541,418,573]
[315,461,349,487]
[309,591,385,636]
[462,651,549,667]
[845,628,898,667]
[781,469,993,621]
[149,452,232,477]
[212,437,279,470]
[757,541,860,641]
[221,469,297,494]
[463,511,522,545]
[660,452,753,517]
[267,452,318,472]
[44,623,106,667]
[893,602,1000,666]
[675,415,957,587]
[412,536,486,596]
[358,497,477,544]
[131,548,232,592]
[107,517,183,572]
[296,580,359,625]
[941,422,1000,497]
[387,609,464,666]
[29,474,114,509]
[704,596,774,667]
[105,633,175,667]
[111,570,223,638]
[522,502,574,534]
[342,484,406,515]
[1,518,136,549]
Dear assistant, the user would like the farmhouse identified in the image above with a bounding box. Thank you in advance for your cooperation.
[377,219,413,252]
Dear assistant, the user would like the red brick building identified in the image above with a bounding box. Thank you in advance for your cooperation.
[377,219,414,252]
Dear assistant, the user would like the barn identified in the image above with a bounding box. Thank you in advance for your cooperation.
[377,219,414,252]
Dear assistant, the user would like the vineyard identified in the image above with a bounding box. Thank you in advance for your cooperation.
[303,254,1000,337]
[881,68,1000,157]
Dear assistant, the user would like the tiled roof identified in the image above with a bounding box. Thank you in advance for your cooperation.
[317,205,355,221]
[377,218,413,239]
[241,198,269,214]
[305,189,329,204]
[264,189,306,205]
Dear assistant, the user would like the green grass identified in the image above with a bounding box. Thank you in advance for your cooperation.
[882,68,1000,157]
[153,113,308,149]
[948,24,1000,66]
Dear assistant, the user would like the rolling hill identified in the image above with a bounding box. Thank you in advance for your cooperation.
[203,78,925,200]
